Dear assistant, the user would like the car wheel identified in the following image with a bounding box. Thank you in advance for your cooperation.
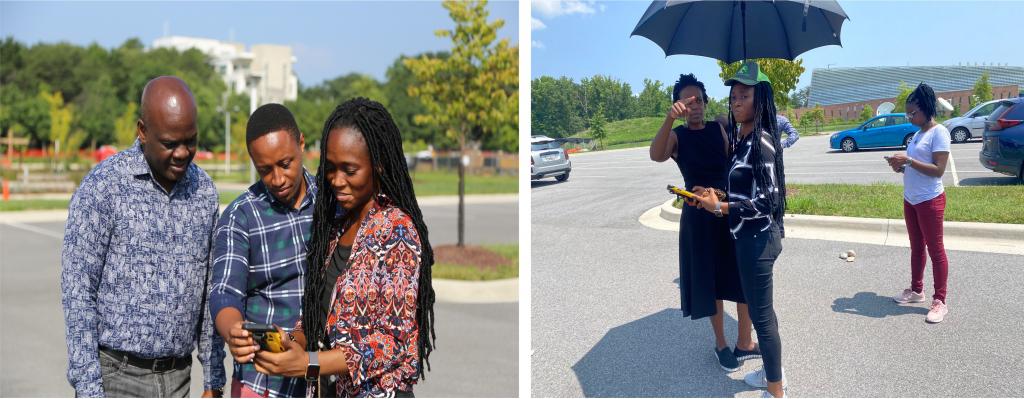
[903,134,914,148]
[840,138,857,153]
[555,172,570,182]
[952,127,969,143]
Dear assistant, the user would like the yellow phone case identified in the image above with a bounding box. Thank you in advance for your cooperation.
[667,185,696,198]
[261,332,285,353]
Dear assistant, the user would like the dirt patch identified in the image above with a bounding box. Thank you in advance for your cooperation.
[433,245,509,270]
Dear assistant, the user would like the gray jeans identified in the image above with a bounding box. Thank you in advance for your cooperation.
[98,350,191,398]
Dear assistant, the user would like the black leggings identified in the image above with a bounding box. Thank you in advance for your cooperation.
[734,227,784,383]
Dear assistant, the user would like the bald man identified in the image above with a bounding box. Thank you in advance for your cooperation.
[61,76,226,397]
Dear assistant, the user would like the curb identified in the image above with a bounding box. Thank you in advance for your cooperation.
[639,198,1024,255]
[432,278,519,304]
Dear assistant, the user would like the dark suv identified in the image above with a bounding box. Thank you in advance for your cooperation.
[979,97,1024,183]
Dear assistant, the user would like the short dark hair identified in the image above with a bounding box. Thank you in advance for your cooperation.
[906,82,937,120]
[672,73,709,104]
[245,103,301,146]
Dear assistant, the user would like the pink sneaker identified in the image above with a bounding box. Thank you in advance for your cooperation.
[893,288,925,304]
[926,299,948,323]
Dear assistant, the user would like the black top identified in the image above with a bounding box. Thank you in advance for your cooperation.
[672,121,730,191]
[322,244,352,319]
[726,130,780,238]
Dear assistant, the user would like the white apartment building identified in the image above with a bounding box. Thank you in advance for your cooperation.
[151,35,299,104]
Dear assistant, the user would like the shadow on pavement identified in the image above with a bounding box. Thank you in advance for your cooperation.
[571,308,749,397]
[958,176,1020,186]
[531,179,563,188]
[831,292,928,318]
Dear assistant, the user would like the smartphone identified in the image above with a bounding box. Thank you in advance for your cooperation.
[242,322,286,353]
[667,184,696,198]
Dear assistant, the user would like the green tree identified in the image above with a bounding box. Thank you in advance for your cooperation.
[403,0,518,247]
[800,105,825,133]
[384,54,450,148]
[951,103,961,118]
[635,78,668,118]
[40,90,83,167]
[589,106,608,149]
[579,75,634,122]
[894,81,913,113]
[531,76,584,137]
[718,58,805,110]
[114,102,139,148]
[74,74,120,148]
[705,97,730,122]
[859,104,874,122]
[971,72,993,108]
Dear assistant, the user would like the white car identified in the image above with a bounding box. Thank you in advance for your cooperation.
[943,99,1003,143]
[530,135,571,182]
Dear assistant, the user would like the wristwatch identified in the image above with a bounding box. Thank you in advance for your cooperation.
[305,351,320,382]
[904,157,913,168]
[713,201,724,218]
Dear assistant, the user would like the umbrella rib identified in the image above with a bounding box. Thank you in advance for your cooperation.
[772,2,795,60]
[665,3,698,58]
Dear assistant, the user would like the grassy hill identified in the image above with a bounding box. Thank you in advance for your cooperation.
[571,117,683,150]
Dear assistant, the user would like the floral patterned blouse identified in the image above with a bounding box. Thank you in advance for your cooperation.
[300,195,422,397]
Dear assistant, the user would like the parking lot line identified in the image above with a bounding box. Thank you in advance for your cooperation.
[4,222,63,240]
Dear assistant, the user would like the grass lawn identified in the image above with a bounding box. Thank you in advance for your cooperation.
[408,170,518,196]
[787,183,1024,224]
[432,244,519,281]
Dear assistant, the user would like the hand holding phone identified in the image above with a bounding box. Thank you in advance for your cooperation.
[243,322,286,353]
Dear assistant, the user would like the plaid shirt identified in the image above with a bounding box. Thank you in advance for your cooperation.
[209,170,316,397]
[61,142,226,397]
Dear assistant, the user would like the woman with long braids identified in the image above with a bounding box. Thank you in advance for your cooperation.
[254,98,434,397]
[693,61,788,398]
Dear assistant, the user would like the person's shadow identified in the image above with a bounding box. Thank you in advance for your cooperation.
[571,278,752,397]
[832,292,928,318]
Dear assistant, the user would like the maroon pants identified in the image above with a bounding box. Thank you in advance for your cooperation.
[903,192,949,302]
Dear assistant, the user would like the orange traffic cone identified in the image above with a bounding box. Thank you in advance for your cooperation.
[2,179,9,201]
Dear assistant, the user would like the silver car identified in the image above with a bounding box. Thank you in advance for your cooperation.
[530,135,571,182]
[944,99,1003,143]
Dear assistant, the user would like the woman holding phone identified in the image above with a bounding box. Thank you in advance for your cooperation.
[252,98,435,397]
[693,61,788,398]
[650,74,759,373]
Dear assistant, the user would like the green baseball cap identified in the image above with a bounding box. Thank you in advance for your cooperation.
[724,60,771,86]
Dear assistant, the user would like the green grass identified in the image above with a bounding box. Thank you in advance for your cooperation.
[0,199,71,212]
[573,117,676,149]
[408,170,518,196]
[787,183,1024,224]
[432,244,519,281]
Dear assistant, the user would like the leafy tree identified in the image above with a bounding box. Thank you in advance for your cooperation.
[859,104,874,122]
[114,102,139,148]
[531,76,584,138]
[718,58,805,110]
[971,72,993,108]
[403,0,518,247]
[894,81,913,113]
[800,105,825,132]
[589,106,608,149]
[635,78,669,118]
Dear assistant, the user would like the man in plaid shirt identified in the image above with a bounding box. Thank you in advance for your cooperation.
[210,104,315,397]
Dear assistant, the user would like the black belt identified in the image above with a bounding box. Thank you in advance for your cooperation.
[100,347,191,372]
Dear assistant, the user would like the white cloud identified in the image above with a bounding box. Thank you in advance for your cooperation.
[532,0,597,18]
[532,40,545,49]
[531,17,547,30]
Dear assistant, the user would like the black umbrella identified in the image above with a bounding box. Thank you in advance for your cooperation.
[631,0,850,63]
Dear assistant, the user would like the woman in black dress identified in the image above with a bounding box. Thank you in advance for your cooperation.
[650,74,759,373]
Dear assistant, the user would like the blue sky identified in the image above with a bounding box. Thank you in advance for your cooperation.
[1,1,519,87]
[532,0,1024,100]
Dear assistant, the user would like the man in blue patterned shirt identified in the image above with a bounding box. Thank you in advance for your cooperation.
[61,76,226,397]
[210,103,315,397]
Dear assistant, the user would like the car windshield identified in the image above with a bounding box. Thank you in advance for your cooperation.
[975,102,1000,117]
[532,141,560,151]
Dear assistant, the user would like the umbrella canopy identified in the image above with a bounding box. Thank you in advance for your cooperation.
[632,0,850,63]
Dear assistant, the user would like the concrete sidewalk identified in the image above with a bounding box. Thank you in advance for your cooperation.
[640,198,1024,255]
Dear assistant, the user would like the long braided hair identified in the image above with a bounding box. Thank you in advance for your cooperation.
[302,97,436,379]
[728,81,787,224]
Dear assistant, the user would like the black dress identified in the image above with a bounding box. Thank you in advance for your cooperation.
[672,121,745,320]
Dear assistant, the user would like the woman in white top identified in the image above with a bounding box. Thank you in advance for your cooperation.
[885,83,952,324]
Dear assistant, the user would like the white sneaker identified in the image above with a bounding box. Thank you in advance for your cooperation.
[893,288,926,304]
[760,389,787,398]
[926,299,948,323]
[744,366,787,389]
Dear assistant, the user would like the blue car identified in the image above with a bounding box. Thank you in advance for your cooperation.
[830,113,919,152]
[979,97,1024,183]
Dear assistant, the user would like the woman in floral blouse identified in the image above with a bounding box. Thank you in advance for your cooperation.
[254,98,435,397]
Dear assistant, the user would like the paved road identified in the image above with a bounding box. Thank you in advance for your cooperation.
[0,201,518,397]
[532,149,1024,397]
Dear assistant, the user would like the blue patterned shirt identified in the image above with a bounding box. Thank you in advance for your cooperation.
[61,143,226,397]
[777,115,800,149]
[210,170,316,397]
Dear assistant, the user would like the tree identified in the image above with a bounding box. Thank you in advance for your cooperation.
[951,104,961,118]
[718,58,805,110]
[40,90,84,167]
[589,106,608,149]
[635,78,669,118]
[114,102,139,148]
[789,86,810,109]
[800,105,825,133]
[404,0,518,247]
[384,54,450,148]
[894,81,913,113]
[859,104,874,122]
[971,72,993,108]
[531,76,584,138]
[705,97,730,122]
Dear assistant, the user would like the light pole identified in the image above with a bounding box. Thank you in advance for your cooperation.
[222,91,230,176]
[247,75,262,183]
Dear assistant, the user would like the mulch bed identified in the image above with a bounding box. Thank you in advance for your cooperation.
[433,245,509,271]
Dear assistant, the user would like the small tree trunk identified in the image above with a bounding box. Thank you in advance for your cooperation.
[457,124,466,248]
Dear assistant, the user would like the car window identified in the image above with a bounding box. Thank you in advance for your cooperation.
[531,141,560,151]
[1003,103,1024,119]
[890,115,908,125]
[866,117,887,129]
[975,102,999,117]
